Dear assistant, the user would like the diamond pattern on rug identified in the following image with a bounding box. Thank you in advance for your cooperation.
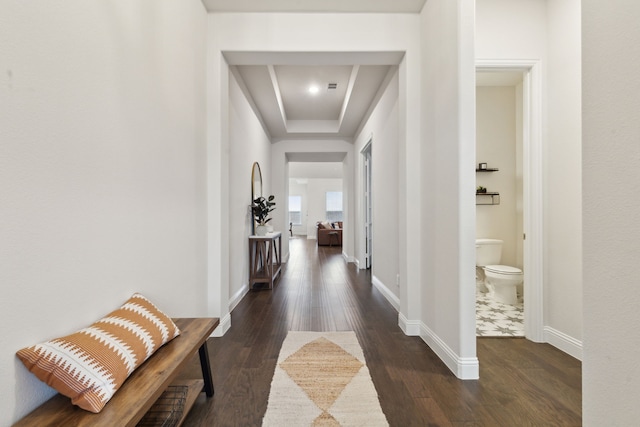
[280,337,364,416]
[313,411,340,426]
[476,291,524,337]
[263,331,388,426]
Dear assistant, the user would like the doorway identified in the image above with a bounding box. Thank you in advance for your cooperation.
[476,60,544,342]
[286,158,346,253]
[362,141,372,269]
[476,70,524,337]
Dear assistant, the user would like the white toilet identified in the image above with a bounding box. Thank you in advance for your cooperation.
[475,238,523,305]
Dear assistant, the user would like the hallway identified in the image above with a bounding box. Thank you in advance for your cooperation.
[180,238,581,426]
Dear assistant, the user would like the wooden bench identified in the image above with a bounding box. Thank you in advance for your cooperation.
[14,317,219,427]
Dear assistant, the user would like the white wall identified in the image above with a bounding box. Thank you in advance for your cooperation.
[546,0,583,348]
[582,1,640,424]
[420,0,478,379]
[476,0,583,354]
[354,69,400,302]
[476,86,522,268]
[228,71,271,309]
[0,0,207,423]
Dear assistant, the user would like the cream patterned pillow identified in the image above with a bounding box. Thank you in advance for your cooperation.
[16,293,180,413]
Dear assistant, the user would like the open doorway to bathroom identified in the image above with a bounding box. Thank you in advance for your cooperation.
[475,61,545,341]
[476,70,525,337]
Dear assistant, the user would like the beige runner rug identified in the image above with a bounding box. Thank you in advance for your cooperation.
[263,331,388,426]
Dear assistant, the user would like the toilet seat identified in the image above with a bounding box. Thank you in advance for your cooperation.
[484,265,522,275]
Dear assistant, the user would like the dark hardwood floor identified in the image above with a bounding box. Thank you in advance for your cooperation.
[180,237,582,426]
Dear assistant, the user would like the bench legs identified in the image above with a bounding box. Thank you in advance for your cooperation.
[198,343,215,397]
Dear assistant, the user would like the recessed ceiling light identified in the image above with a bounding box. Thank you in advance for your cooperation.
[308,85,320,94]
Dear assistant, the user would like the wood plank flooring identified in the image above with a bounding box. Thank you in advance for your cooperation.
[179,237,582,426]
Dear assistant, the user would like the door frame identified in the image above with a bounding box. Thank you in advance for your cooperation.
[361,139,373,270]
[476,59,544,342]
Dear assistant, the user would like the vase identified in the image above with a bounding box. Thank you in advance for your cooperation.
[256,225,268,236]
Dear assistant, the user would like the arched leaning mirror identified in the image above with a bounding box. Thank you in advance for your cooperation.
[251,162,262,202]
[251,162,262,234]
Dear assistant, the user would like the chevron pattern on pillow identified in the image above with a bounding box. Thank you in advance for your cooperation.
[16,293,180,413]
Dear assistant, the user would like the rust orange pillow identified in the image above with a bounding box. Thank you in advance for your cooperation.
[16,293,180,413]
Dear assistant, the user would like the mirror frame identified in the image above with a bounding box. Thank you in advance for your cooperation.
[251,162,263,234]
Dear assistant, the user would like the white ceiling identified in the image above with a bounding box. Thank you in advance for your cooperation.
[228,51,403,141]
[233,63,393,141]
[204,1,421,143]
[201,0,427,14]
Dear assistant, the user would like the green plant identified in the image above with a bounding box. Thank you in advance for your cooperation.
[476,186,487,193]
[252,195,276,225]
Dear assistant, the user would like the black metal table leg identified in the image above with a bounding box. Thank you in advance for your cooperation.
[198,342,215,397]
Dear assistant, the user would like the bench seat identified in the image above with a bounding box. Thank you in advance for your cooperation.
[14,317,219,427]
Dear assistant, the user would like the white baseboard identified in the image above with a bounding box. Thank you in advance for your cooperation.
[229,284,249,313]
[544,326,583,361]
[214,283,251,337]
[372,275,400,311]
[212,312,231,337]
[420,323,479,380]
[399,311,480,379]
[354,258,361,269]
[342,251,356,264]
[398,312,421,336]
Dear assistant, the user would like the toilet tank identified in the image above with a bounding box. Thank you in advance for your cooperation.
[476,239,503,266]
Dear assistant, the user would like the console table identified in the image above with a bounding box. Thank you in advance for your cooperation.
[248,232,282,290]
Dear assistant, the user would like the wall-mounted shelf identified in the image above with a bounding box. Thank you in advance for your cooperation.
[476,192,500,205]
[476,165,499,204]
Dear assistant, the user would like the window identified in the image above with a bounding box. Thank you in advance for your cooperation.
[289,195,302,225]
[325,191,343,222]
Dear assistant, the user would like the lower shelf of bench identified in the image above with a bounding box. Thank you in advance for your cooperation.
[137,379,203,427]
